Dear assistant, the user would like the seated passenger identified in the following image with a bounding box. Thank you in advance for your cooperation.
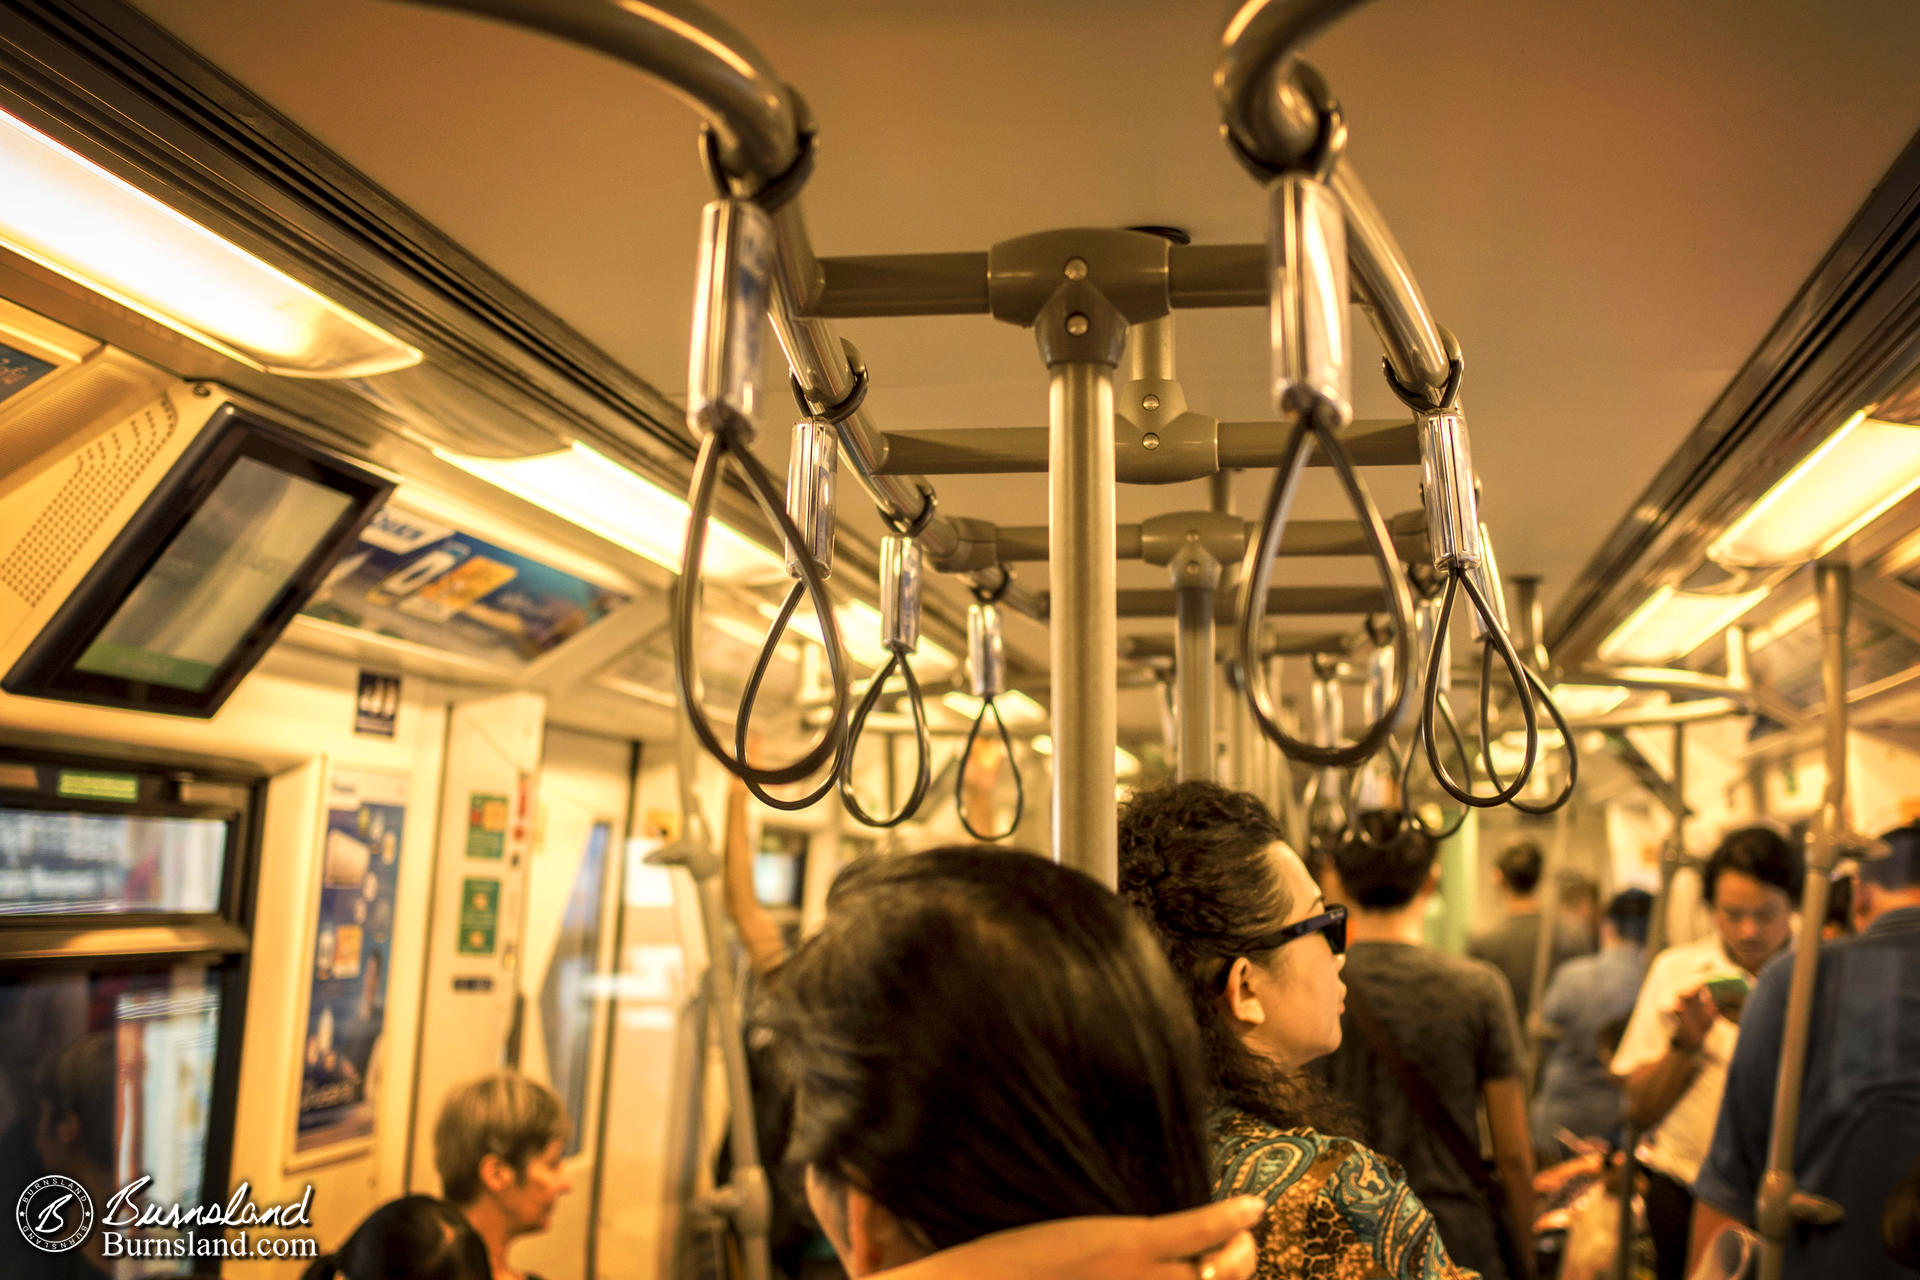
[1116,780,1479,1280]
[1313,813,1535,1280]
[433,1072,571,1280]
[302,1195,489,1280]
[756,844,1230,1277]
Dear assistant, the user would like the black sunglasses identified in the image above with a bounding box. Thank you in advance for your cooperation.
[1241,905,1349,963]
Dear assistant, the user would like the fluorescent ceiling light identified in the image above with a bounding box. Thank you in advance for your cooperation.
[1026,733,1138,777]
[1598,586,1767,665]
[940,689,1047,726]
[761,598,959,673]
[440,443,780,580]
[0,108,419,378]
[1709,410,1920,566]
[1548,683,1631,718]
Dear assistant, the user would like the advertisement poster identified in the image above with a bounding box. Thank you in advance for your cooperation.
[301,502,631,666]
[295,767,407,1158]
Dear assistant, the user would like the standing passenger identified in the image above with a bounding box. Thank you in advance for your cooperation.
[1688,822,1920,1278]
[1468,842,1589,1027]
[1532,888,1653,1155]
[1117,781,1479,1280]
[433,1072,572,1280]
[1609,827,1800,1280]
[1316,818,1536,1280]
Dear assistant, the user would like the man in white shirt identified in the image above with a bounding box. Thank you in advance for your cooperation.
[1610,827,1801,1280]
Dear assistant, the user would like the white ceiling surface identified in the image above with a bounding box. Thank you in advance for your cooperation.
[133,0,1920,697]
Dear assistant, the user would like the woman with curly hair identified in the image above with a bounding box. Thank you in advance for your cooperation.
[1118,779,1478,1280]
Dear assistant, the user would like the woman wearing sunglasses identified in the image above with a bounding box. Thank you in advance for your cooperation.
[1119,780,1476,1280]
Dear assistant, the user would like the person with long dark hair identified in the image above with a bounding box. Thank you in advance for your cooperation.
[300,1195,490,1280]
[1117,780,1477,1280]
[756,844,1236,1276]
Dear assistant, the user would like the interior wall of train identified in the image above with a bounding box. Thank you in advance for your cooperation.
[5,1,1920,1279]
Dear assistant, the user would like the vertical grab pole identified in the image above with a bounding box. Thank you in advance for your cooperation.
[1035,283,1127,885]
[1649,724,1687,954]
[1754,562,1851,1280]
[1174,549,1220,781]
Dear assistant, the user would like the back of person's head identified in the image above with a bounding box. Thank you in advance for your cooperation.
[1859,822,1920,892]
[760,845,1212,1254]
[1703,827,1804,906]
[1605,887,1654,946]
[35,1032,117,1172]
[433,1072,567,1206]
[1496,841,1544,895]
[1329,814,1438,910]
[302,1196,488,1280]
[1115,780,1301,1126]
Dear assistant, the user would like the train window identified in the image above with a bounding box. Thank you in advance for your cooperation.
[753,827,809,911]
[0,807,227,915]
[537,819,610,1158]
[0,964,224,1273]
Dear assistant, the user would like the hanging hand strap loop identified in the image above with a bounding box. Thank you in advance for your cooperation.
[732,578,841,811]
[838,646,934,828]
[955,695,1023,842]
[1419,571,1537,807]
[1479,652,1580,816]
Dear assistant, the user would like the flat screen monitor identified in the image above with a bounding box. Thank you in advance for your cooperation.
[3,403,392,715]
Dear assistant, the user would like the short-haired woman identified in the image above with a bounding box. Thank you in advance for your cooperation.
[433,1072,571,1280]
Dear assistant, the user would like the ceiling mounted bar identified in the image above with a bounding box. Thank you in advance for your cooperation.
[1110,584,1386,619]
[1120,630,1353,662]
[992,512,1425,563]
[872,417,1419,478]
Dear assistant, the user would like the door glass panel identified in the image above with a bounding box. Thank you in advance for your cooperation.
[538,820,610,1158]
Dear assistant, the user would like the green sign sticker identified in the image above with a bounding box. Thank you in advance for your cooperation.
[457,877,500,956]
[466,792,507,860]
[56,770,139,803]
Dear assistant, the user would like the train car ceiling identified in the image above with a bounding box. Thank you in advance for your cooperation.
[1,2,1919,751]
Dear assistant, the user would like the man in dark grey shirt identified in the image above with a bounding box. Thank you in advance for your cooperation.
[1315,821,1536,1280]
[1468,841,1590,1026]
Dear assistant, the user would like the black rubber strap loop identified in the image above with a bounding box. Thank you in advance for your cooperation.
[1479,649,1580,816]
[972,566,1014,606]
[837,646,934,829]
[673,433,850,787]
[1238,416,1415,768]
[955,696,1023,842]
[700,124,816,213]
[1400,699,1472,840]
[1418,571,1537,807]
[791,365,869,425]
[878,487,939,540]
[731,578,840,811]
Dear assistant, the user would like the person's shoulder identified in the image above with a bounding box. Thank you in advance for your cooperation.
[1210,1110,1335,1202]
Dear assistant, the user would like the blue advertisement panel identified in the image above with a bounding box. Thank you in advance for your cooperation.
[302,503,631,665]
[295,767,407,1156]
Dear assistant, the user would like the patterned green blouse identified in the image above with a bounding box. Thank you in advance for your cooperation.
[1210,1107,1480,1280]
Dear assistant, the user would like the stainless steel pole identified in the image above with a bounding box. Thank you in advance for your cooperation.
[1174,550,1220,782]
[1649,723,1687,954]
[1036,286,1126,885]
[1754,563,1850,1280]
